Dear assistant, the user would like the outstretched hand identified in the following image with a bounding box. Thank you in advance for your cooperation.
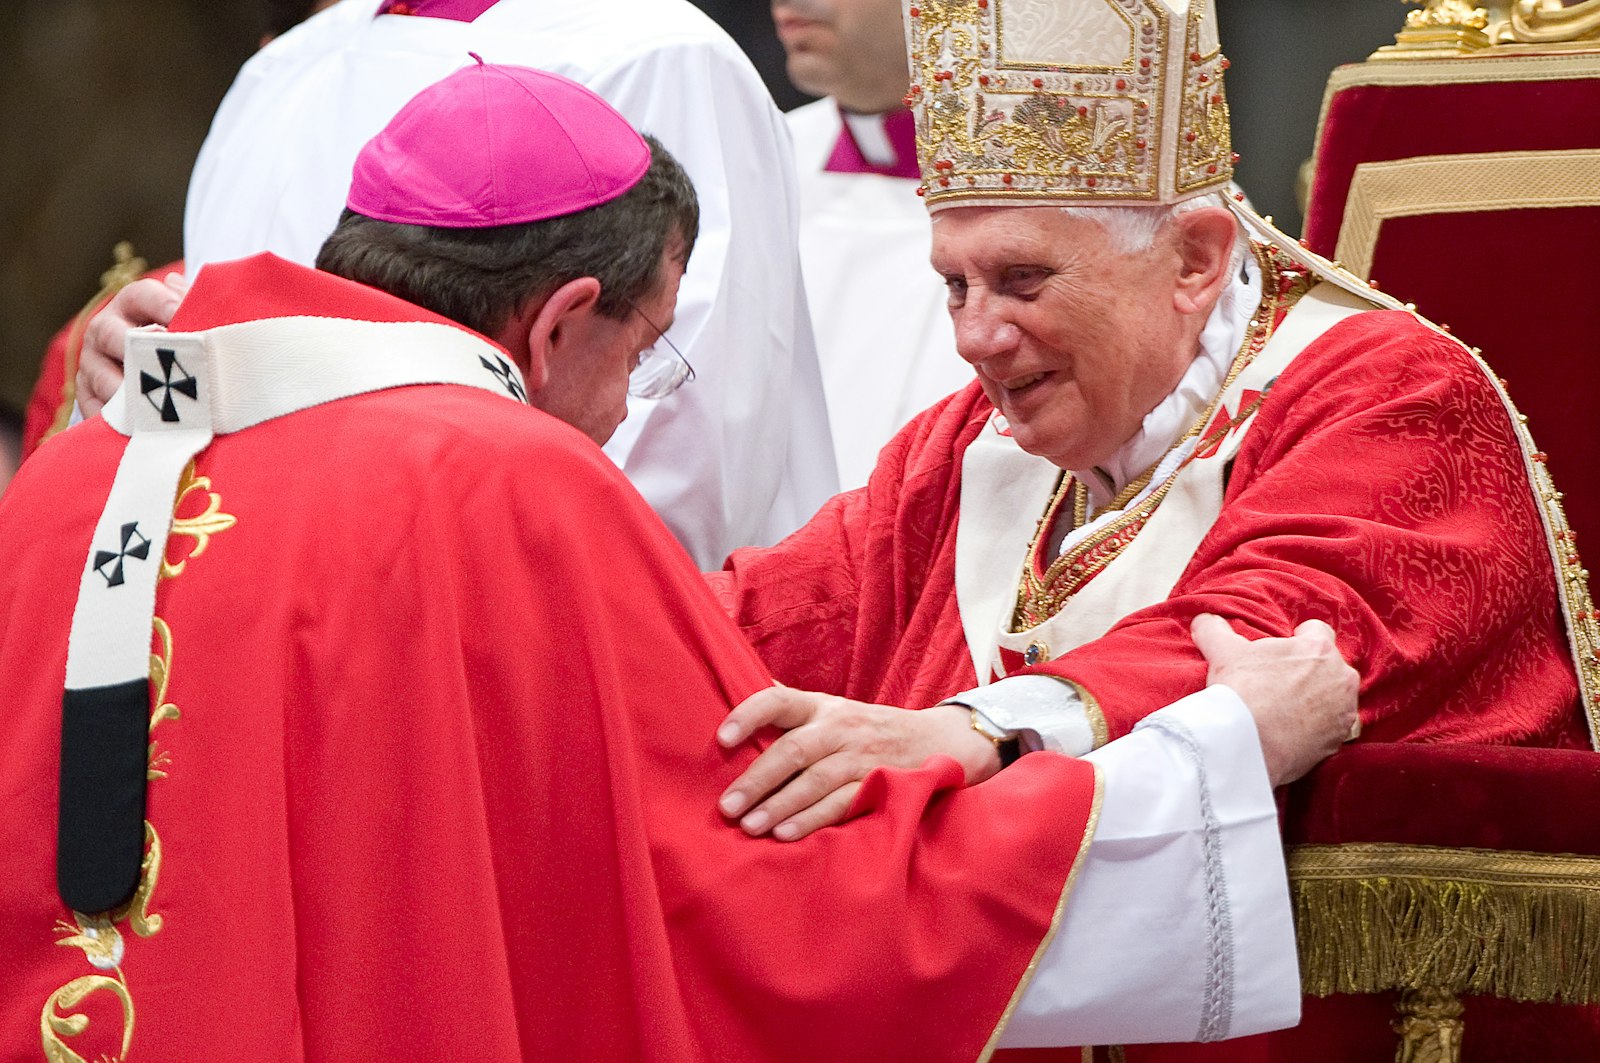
[76,272,189,418]
[1190,613,1361,787]
[716,686,1000,842]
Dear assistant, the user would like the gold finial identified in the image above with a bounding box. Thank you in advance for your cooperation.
[1375,0,1600,59]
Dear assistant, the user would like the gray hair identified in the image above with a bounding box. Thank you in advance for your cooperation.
[1060,191,1245,275]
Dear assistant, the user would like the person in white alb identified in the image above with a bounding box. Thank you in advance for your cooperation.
[775,0,974,488]
[169,0,839,568]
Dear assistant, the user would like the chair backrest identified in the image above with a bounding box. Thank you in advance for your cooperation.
[1304,35,1600,586]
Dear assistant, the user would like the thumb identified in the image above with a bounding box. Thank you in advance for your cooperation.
[1190,613,1247,665]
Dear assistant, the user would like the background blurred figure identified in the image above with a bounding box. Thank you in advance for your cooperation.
[774,0,972,489]
[14,1,335,457]
[0,0,1420,482]
[179,0,836,567]
[0,402,21,497]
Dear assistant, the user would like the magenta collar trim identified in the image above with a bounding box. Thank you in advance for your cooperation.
[823,106,920,181]
[374,0,498,21]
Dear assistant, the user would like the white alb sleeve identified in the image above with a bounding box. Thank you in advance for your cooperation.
[947,674,1100,756]
[997,684,1300,1048]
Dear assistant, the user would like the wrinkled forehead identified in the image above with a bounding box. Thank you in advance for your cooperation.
[929,204,1117,264]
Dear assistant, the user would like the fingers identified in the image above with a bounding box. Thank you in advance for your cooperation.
[719,720,838,821]
[717,684,818,748]
[730,751,860,838]
[1291,617,1336,649]
[769,784,861,842]
[74,354,125,419]
[77,277,188,417]
[1190,612,1247,665]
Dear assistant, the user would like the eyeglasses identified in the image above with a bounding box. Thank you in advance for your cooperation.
[623,298,695,399]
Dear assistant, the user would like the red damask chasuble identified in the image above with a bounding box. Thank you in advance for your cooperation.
[713,243,1594,1061]
[0,257,1098,1062]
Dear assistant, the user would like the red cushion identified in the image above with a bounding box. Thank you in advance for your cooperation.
[1285,741,1600,853]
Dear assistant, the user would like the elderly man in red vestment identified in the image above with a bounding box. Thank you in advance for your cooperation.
[0,59,1362,1062]
[702,0,1600,1055]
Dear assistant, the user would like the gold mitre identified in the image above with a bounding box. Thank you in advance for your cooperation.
[903,0,1236,210]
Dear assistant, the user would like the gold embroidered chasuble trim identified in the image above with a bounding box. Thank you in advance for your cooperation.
[42,461,236,1063]
[977,768,1107,1063]
[1009,243,1312,633]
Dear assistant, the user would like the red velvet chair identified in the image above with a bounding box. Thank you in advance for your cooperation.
[1288,9,1600,1058]
[1303,8,1600,592]
[1282,743,1600,1062]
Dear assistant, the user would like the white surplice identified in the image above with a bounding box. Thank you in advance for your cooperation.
[788,99,974,491]
[184,0,838,568]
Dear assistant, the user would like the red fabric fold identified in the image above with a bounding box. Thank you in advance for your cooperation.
[2,255,1097,1062]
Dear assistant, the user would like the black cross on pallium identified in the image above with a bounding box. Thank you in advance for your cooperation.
[93,523,151,588]
[140,347,199,423]
[480,354,527,403]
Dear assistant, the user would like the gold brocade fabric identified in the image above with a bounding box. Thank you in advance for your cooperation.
[904,0,1235,208]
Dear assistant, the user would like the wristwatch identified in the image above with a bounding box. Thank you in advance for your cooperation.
[969,708,1023,769]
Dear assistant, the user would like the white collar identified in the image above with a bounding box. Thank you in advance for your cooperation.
[1071,250,1263,511]
[841,110,897,168]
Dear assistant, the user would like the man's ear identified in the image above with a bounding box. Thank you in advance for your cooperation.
[518,276,603,393]
[1170,206,1238,317]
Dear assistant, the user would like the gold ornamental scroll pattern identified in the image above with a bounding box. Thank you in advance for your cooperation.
[905,0,1232,206]
[1378,0,1600,55]
[1508,0,1600,45]
[42,460,235,1063]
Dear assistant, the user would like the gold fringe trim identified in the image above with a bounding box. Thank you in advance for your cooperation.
[1289,843,1600,1004]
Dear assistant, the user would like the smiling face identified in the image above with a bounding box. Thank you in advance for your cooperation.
[771,0,909,113]
[930,205,1214,472]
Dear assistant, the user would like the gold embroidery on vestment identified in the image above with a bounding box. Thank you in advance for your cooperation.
[40,462,236,1062]
[162,462,239,580]
[41,973,134,1063]
[147,618,178,780]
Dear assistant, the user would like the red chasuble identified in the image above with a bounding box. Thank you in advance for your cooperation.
[712,309,1587,750]
[711,276,1591,1060]
[0,256,1098,1062]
